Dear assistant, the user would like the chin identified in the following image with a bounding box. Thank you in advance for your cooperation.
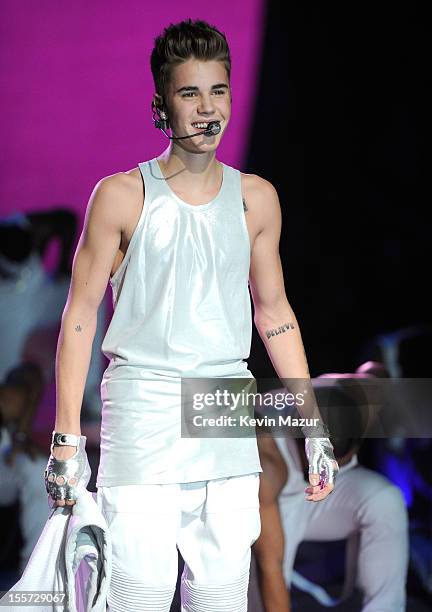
[184,138,220,151]
[195,141,220,152]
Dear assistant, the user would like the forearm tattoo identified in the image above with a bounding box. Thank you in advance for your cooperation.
[243,197,248,212]
[265,322,295,339]
[75,324,82,332]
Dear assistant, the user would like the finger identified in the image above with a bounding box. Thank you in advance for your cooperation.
[309,472,320,486]
[305,484,321,495]
[306,491,329,502]
[56,486,67,502]
[306,483,334,502]
[65,488,77,504]
[54,491,66,507]
[66,482,77,496]
[65,481,78,500]
[47,487,61,504]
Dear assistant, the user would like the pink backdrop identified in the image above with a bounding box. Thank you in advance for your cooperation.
[1,1,266,224]
[0,2,266,434]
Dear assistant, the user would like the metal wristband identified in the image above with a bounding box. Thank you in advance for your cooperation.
[51,431,81,447]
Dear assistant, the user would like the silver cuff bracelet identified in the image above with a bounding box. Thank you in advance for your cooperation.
[51,431,81,447]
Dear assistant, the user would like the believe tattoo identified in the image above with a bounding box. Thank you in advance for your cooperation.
[265,322,295,339]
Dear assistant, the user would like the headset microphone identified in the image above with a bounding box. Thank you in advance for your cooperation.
[152,103,221,140]
[160,120,221,140]
[203,121,221,136]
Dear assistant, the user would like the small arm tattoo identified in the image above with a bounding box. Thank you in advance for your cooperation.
[75,324,82,332]
[243,197,248,212]
[265,322,295,339]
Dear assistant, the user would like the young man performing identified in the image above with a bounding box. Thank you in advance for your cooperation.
[44,19,339,612]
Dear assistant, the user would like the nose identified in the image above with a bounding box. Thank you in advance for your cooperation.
[197,93,216,115]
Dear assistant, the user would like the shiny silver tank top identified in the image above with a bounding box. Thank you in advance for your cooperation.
[96,158,262,486]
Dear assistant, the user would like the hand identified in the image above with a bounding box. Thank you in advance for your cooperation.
[304,437,339,501]
[44,435,91,508]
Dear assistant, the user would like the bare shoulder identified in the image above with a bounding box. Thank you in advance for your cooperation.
[97,167,142,201]
[89,168,143,230]
[240,172,281,222]
[241,172,277,194]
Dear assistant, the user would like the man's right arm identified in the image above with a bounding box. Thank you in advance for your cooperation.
[53,176,124,459]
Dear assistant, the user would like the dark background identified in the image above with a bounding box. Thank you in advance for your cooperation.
[246,1,429,378]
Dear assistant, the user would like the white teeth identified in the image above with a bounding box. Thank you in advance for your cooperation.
[192,123,209,129]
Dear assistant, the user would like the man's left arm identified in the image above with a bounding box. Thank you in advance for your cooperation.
[244,175,339,501]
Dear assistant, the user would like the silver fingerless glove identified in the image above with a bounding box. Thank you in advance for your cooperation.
[44,434,91,505]
[304,437,339,486]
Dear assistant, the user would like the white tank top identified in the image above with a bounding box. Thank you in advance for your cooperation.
[96,157,262,486]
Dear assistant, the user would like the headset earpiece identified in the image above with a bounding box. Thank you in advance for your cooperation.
[152,97,169,131]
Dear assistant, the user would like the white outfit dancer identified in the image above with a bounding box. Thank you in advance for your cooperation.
[96,158,262,611]
[274,435,409,612]
[0,427,48,574]
[0,220,106,418]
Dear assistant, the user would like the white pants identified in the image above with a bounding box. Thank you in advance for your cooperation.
[275,437,409,612]
[97,473,261,612]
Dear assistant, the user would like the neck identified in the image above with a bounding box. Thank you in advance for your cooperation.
[158,144,220,182]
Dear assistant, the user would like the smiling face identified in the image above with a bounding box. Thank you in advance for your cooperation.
[157,58,231,153]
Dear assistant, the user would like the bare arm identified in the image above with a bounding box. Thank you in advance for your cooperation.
[245,175,337,500]
[54,177,124,444]
[246,175,313,384]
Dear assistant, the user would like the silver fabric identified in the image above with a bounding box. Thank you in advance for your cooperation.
[44,435,91,503]
[304,437,339,485]
[6,488,112,612]
[96,158,262,486]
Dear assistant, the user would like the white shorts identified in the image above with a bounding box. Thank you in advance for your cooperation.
[97,472,261,612]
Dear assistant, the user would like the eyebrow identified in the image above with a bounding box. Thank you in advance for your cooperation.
[175,84,229,94]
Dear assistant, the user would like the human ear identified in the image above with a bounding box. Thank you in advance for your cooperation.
[152,94,170,130]
[153,93,166,114]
